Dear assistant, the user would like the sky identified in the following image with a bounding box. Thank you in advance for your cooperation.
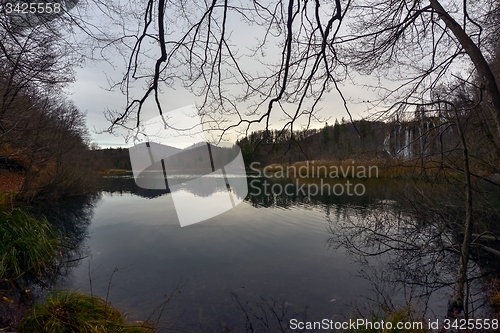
[63,1,381,149]
[68,66,376,148]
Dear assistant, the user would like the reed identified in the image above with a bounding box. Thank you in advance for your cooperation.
[256,158,472,180]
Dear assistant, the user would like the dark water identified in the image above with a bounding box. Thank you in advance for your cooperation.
[53,175,475,331]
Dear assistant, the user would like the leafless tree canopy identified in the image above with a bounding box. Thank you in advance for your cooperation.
[341,1,500,132]
[103,0,352,140]
[98,0,500,145]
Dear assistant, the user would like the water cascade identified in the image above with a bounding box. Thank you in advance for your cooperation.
[384,118,455,159]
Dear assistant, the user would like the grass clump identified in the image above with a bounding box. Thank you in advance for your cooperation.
[0,209,60,282]
[19,291,155,333]
[0,192,15,205]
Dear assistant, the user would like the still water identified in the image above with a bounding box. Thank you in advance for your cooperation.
[56,175,456,331]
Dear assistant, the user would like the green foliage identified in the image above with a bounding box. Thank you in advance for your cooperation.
[0,192,15,205]
[19,291,155,333]
[333,119,341,144]
[322,124,330,145]
[360,121,367,141]
[0,209,60,281]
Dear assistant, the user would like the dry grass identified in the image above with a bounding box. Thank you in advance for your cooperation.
[255,158,475,180]
[0,171,23,193]
[100,169,131,175]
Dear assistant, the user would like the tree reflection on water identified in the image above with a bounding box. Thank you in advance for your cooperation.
[326,192,493,321]
[30,193,103,280]
[247,176,496,320]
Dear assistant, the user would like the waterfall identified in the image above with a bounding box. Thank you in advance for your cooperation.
[425,121,431,154]
[390,125,418,160]
[408,128,413,159]
[385,117,455,160]
[384,133,392,157]
[395,125,401,155]
[402,127,411,159]
[419,126,423,157]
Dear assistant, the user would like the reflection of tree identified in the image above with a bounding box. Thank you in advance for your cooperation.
[327,198,492,318]
[101,175,234,199]
[245,177,395,209]
[212,293,309,333]
[29,193,102,274]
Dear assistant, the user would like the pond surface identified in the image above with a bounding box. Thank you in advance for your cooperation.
[56,175,458,331]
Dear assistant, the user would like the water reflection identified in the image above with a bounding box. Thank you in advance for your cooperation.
[242,176,496,320]
[102,175,398,208]
[246,177,397,211]
[101,174,248,200]
[30,194,102,274]
[326,192,492,320]
[56,176,497,331]
[61,176,379,330]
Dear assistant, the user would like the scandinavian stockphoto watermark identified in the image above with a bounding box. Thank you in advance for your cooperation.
[248,161,379,198]
[128,105,248,227]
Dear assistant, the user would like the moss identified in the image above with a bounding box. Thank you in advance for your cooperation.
[19,291,155,333]
[0,192,16,206]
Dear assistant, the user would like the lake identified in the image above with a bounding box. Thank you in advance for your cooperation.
[52,175,480,332]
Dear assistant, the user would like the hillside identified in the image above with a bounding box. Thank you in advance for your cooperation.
[237,119,389,165]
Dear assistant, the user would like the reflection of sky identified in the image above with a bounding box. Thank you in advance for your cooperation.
[63,191,373,327]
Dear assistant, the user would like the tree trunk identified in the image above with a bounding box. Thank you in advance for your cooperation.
[448,105,473,317]
[429,0,500,138]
